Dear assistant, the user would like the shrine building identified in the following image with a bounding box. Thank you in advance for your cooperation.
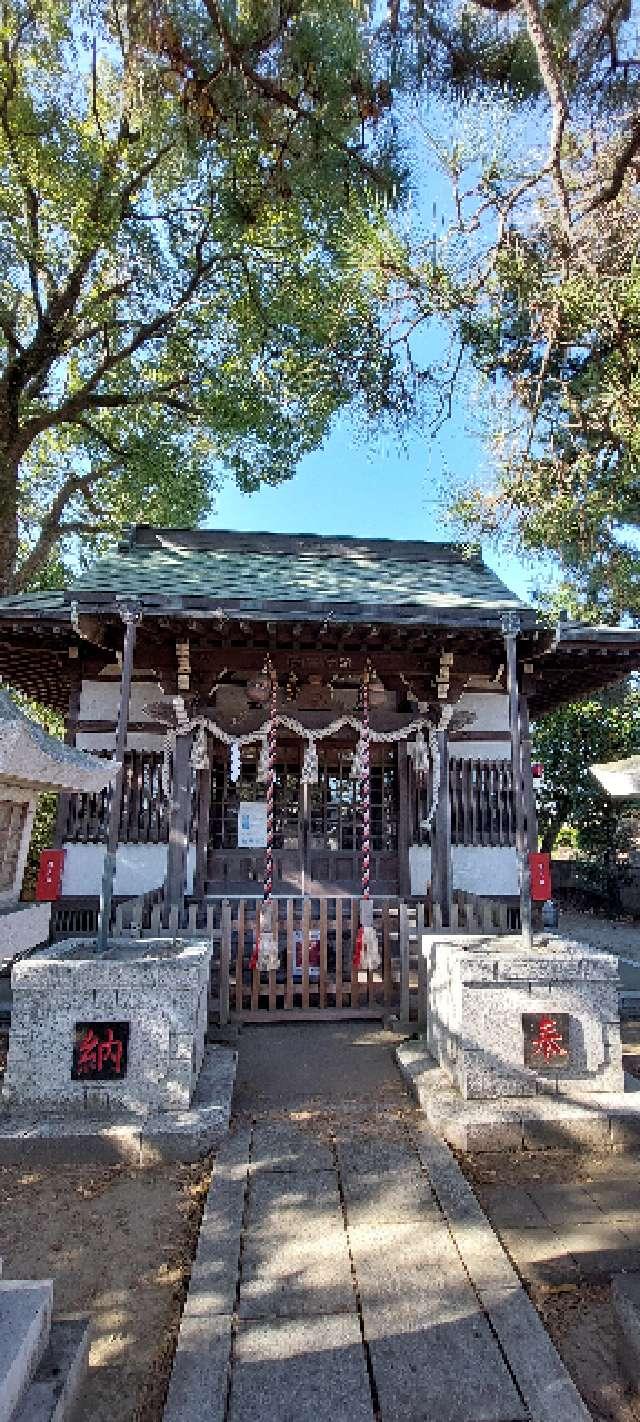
[0,525,638,1018]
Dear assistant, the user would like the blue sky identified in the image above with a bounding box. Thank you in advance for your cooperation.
[210,406,549,606]
[210,94,556,609]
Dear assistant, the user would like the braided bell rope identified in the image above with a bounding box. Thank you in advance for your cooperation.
[263,671,277,902]
[361,671,370,900]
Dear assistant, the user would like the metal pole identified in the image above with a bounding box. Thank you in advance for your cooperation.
[97,603,141,949]
[503,613,533,949]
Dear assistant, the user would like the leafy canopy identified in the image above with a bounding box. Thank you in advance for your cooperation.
[532,684,640,895]
[0,0,410,592]
[392,0,640,620]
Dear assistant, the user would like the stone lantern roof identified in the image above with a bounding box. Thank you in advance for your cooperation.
[0,691,119,793]
[591,755,640,800]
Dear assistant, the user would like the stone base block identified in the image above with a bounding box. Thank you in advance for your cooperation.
[397,1039,640,1153]
[0,1045,237,1166]
[4,935,212,1114]
[424,932,623,1101]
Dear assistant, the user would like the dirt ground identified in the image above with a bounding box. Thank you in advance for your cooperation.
[461,1148,640,1422]
[0,1157,211,1422]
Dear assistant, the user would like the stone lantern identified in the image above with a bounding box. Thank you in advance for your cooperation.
[0,691,118,967]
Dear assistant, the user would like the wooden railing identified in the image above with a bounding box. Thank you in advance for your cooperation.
[63,751,176,844]
[449,757,516,847]
[49,885,519,1025]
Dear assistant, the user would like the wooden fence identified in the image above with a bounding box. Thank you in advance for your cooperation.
[98,888,519,1024]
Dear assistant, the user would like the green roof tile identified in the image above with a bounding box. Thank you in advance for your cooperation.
[66,527,525,619]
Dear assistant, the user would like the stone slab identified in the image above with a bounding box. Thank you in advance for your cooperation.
[228,1313,373,1422]
[478,1186,549,1231]
[498,1227,582,1287]
[239,1231,355,1318]
[246,1171,344,1236]
[527,1183,608,1226]
[364,1304,527,1422]
[484,1284,592,1422]
[335,1137,417,1176]
[14,1319,91,1422]
[341,1169,438,1226]
[185,1129,250,1315]
[0,1279,53,1422]
[162,1310,233,1422]
[612,1274,640,1391]
[250,1123,335,1174]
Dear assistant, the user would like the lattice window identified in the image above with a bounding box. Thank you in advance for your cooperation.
[309,748,397,853]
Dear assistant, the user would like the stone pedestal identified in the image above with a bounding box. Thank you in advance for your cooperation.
[424,933,623,1100]
[4,937,212,1114]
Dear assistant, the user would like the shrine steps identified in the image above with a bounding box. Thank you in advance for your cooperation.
[0,1271,89,1422]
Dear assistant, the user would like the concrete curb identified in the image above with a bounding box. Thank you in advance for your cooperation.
[412,1121,593,1422]
[163,1127,251,1422]
[0,1046,237,1167]
[397,1039,640,1151]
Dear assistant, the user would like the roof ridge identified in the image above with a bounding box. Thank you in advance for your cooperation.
[117,525,485,565]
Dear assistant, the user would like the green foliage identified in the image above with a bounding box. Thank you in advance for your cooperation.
[532,685,640,902]
[21,793,58,901]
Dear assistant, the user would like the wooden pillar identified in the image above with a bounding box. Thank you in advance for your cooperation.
[194,731,212,901]
[97,605,140,949]
[433,726,452,928]
[164,728,193,928]
[503,615,533,948]
[397,741,411,898]
[53,663,82,848]
[519,697,539,852]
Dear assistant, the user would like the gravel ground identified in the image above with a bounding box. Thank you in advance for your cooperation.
[0,1157,211,1422]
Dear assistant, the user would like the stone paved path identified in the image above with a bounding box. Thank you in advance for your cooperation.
[164,1025,591,1422]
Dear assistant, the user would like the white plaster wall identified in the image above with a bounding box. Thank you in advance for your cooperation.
[61,842,195,897]
[449,740,511,761]
[451,846,519,896]
[457,691,510,733]
[79,678,165,722]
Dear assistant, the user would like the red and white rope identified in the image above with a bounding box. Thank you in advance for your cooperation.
[264,670,277,902]
[361,671,370,900]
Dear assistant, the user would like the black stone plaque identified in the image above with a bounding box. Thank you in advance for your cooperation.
[522,1013,571,1071]
[72,1021,130,1081]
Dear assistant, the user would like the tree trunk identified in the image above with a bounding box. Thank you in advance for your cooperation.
[0,443,20,596]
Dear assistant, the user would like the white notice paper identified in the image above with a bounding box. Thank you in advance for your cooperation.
[238,800,268,848]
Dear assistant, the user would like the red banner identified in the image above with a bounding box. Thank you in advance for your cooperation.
[529,851,551,902]
[36,849,65,901]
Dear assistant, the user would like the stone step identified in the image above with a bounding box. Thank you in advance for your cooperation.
[12,1319,91,1422]
[0,1280,53,1422]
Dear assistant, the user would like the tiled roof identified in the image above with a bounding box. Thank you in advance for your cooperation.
[62,526,526,622]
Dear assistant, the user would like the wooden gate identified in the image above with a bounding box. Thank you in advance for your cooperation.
[49,887,520,1026]
[213,896,423,1023]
